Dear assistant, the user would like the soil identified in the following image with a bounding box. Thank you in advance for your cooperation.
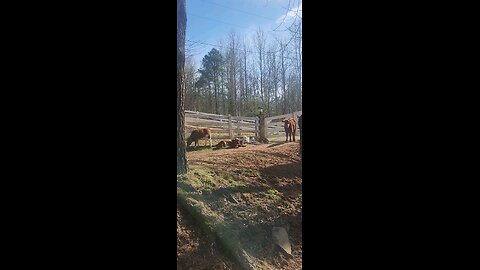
[177,204,238,270]
[177,141,302,270]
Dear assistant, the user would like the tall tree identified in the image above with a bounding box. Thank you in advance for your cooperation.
[184,58,197,111]
[255,29,266,103]
[280,41,288,113]
[226,31,239,116]
[177,0,188,174]
[200,48,224,114]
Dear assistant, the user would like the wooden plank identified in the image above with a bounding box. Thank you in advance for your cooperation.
[186,119,230,127]
[186,110,257,122]
[268,123,285,127]
[185,114,228,121]
[186,119,255,128]
[185,110,224,117]
[185,111,232,121]
[265,111,302,122]
[231,119,257,124]
[186,110,257,120]
[211,130,233,134]
[233,129,257,133]
[231,116,257,121]
[210,129,256,133]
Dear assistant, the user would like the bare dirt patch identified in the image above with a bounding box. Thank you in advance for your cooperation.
[177,204,237,270]
[177,142,302,269]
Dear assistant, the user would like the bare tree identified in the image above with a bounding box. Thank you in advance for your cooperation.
[280,41,288,113]
[225,31,240,116]
[184,58,197,110]
[255,28,266,103]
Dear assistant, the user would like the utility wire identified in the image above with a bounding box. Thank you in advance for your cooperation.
[200,0,276,21]
[189,13,250,29]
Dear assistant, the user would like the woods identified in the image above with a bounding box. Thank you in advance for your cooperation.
[186,25,302,118]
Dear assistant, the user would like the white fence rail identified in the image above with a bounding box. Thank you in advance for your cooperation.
[265,111,302,136]
[185,110,302,139]
[185,110,258,140]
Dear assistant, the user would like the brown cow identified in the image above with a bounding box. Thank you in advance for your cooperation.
[187,128,212,148]
[283,118,297,142]
[214,140,228,149]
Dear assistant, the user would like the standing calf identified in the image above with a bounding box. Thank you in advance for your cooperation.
[283,118,297,142]
[298,115,302,157]
[187,128,212,148]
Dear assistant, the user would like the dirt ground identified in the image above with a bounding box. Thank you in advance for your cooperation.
[177,204,238,270]
[177,141,302,269]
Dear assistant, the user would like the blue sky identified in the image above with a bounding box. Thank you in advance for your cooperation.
[186,0,302,67]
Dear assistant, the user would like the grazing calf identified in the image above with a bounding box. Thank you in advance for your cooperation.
[283,118,297,142]
[187,128,212,148]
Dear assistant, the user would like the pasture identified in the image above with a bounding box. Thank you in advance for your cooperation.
[178,131,302,269]
[179,110,302,269]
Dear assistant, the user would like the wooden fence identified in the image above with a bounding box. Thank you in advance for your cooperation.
[184,110,302,140]
[185,110,258,140]
[265,111,302,137]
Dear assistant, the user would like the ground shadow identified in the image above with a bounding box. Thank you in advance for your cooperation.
[177,205,239,270]
[260,162,302,179]
[267,142,287,148]
[186,146,212,152]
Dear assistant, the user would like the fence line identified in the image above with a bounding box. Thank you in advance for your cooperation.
[185,110,301,140]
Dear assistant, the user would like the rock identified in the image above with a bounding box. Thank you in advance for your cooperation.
[226,194,239,204]
[272,227,292,255]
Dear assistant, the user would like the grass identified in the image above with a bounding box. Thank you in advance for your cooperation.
[177,168,256,269]
[178,141,302,269]
[177,155,304,268]
[185,165,248,192]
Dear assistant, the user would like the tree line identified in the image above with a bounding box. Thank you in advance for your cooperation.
[185,27,302,117]
[178,0,302,173]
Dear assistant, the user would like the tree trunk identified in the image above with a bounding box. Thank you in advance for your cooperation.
[177,0,188,174]
[280,42,287,114]
[214,74,219,115]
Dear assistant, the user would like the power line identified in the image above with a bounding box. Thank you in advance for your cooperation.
[273,0,292,32]
[188,1,302,34]
[189,13,250,30]
[200,0,276,21]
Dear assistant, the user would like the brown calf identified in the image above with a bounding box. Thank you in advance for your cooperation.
[214,138,245,149]
[283,118,297,142]
[187,128,212,148]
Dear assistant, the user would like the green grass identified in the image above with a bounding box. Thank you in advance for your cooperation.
[184,166,248,192]
[177,169,252,268]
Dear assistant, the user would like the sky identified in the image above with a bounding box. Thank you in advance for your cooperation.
[186,0,302,68]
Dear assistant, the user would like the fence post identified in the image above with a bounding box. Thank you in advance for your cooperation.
[228,114,233,139]
[258,112,267,142]
[255,119,259,138]
[236,117,241,136]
